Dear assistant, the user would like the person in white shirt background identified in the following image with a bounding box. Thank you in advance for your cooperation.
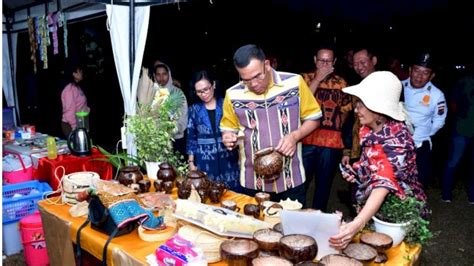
[403,52,447,188]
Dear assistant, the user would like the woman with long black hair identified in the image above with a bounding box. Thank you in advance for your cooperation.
[186,70,241,192]
[61,65,89,137]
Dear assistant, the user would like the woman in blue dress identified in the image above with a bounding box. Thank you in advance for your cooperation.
[186,70,241,192]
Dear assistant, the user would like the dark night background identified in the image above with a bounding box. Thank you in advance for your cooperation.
[12,0,473,152]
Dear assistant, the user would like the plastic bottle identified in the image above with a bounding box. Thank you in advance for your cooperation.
[46,136,58,160]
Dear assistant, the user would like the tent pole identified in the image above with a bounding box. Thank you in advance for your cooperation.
[129,0,135,86]
[6,16,21,126]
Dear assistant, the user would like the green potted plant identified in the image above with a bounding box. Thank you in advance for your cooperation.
[372,194,432,246]
[127,88,187,179]
[92,145,146,187]
[94,145,142,170]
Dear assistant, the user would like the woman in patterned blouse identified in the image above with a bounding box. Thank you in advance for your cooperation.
[186,70,241,192]
[329,71,428,249]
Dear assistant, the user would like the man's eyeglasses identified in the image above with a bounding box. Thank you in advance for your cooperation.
[196,86,212,95]
[316,58,334,64]
[240,67,266,86]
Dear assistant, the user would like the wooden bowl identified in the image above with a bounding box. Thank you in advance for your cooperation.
[252,256,292,266]
[220,239,259,265]
[253,228,283,251]
[360,232,393,263]
[279,234,318,263]
[342,243,377,263]
[254,147,283,178]
[360,232,393,252]
[319,254,363,266]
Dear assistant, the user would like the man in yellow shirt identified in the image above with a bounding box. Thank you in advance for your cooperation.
[220,44,322,204]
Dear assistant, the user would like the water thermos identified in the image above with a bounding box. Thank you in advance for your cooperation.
[46,136,58,160]
[67,128,92,157]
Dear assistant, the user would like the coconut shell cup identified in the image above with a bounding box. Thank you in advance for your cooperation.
[252,256,292,266]
[254,147,283,179]
[255,192,271,207]
[279,234,318,264]
[244,203,261,219]
[319,254,363,266]
[273,222,283,234]
[220,239,259,266]
[209,188,224,203]
[253,228,283,251]
[210,181,228,193]
[360,232,393,251]
[360,232,393,263]
[342,243,377,263]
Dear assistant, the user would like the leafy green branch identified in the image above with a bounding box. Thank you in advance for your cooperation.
[93,145,142,170]
[127,88,188,176]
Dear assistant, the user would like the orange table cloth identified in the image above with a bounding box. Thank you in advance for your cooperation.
[38,190,420,266]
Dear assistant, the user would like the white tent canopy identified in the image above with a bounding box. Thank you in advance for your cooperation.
[2,29,17,108]
[106,4,150,153]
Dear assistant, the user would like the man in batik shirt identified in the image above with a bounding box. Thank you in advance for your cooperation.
[221,44,322,205]
[301,44,351,211]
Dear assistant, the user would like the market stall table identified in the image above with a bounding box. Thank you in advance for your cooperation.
[3,133,68,168]
[38,189,421,265]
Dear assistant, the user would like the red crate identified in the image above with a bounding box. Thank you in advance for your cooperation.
[35,148,113,191]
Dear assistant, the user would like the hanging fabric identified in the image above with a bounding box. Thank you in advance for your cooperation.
[34,17,42,64]
[48,12,59,55]
[57,11,68,58]
[27,17,38,73]
[38,15,49,69]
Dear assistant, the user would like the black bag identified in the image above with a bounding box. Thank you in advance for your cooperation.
[88,195,137,236]
[76,195,137,266]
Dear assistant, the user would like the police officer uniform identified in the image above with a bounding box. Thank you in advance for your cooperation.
[403,80,447,148]
[403,53,447,187]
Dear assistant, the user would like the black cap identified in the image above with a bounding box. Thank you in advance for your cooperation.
[413,52,435,69]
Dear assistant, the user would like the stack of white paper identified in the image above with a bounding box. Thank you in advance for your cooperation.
[280,210,341,260]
